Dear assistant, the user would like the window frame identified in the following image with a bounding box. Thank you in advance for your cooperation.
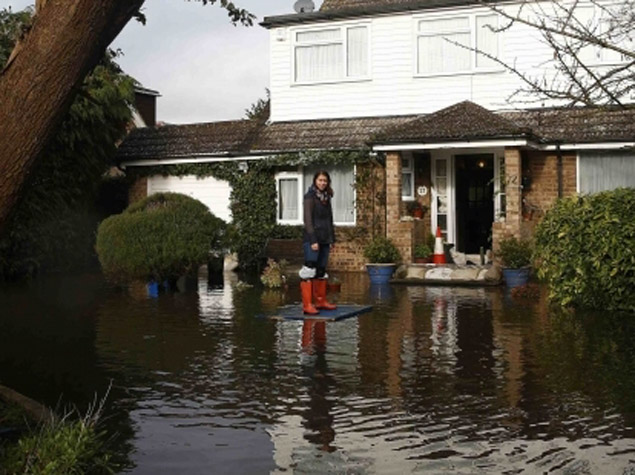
[401,154,415,201]
[494,154,506,222]
[274,166,357,227]
[275,171,303,225]
[291,21,371,86]
[413,12,502,77]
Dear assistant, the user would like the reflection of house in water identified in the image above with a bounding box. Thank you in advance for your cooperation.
[197,268,234,322]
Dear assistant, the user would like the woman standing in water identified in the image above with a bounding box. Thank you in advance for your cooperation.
[299,170,337,315]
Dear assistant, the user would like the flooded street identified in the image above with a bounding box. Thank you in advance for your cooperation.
[1,271,634,473]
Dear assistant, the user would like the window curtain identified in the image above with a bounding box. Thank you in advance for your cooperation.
[418,17,471,73]
[475,15,498,68]
[295,28,343,82]
[303,165,355,223]
[279,178,298,220]
[347,26,368,77]
[579,152,635,194]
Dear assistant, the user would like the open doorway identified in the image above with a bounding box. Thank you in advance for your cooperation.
[455,154,494,253]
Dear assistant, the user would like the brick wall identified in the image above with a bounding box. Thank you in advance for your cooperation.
[128,176,148,204]
[493,149,577,253]
[520,150,576,236]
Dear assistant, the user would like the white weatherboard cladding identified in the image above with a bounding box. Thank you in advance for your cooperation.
[269,1,617,122]
[147,175,232,222]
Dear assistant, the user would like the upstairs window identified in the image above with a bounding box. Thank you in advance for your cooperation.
[416,14,499,75]
[294,24,369,83]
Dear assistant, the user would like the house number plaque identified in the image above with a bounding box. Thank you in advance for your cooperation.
[417,186,428,196]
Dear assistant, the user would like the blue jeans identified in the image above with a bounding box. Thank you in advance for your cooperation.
[303,242,330,272]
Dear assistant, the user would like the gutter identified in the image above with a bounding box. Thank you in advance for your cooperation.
[120,154,267,168]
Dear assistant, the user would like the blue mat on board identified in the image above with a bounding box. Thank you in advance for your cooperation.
[258,304,373,322]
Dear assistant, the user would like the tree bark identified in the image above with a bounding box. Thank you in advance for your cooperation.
[0,0,144,234]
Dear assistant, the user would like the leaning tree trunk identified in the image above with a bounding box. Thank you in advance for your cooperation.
[0,0,144,234]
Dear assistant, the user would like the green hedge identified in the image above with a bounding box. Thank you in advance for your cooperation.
[534,187,635,312]
[96,193,226,283]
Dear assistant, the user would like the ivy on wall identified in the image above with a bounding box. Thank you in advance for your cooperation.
[128,149,386,270]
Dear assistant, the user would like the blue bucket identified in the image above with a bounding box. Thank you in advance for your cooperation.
[366,264,396,285]
[502,268,531,288]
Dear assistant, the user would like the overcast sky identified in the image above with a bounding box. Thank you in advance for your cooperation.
[5,0,324,124]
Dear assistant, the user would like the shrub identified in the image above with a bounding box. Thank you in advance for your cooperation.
[364,237,402,264]
[260,258,288,288]
[96,193,226,283]
[497,236,533,268]
[534,188,635,312]
[228,165,277,270]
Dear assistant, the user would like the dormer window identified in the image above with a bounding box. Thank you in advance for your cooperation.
[294,24,369,83]
[416,14,499,75]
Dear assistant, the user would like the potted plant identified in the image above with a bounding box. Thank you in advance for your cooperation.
[413,243,433,264]
[363,237,402,284]
[497,236,533,288]
[405,200,426,219]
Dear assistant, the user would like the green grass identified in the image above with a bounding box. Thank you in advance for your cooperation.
[0,395,118,474]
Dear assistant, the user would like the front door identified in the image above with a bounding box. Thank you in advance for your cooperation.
[455,154,494,253]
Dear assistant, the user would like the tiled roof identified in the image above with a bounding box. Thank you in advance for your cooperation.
[500,106,635,143]
[251,116,413,152]
[376,101,532,144]
[262,0,496,28]
[320,0,470,12]
[116,119,260,160]
[116,104,635,163]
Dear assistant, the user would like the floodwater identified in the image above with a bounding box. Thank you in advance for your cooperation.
[1,271,635,474]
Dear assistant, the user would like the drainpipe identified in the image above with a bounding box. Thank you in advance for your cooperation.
[556,142,563,198]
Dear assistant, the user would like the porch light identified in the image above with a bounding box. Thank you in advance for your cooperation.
[477,160,486,168]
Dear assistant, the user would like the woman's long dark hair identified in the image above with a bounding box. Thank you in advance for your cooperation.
[313,170,334,197]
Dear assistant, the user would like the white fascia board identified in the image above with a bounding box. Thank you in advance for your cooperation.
[372,138,530,151]
[540,142,635,151]
[120,155,267,168]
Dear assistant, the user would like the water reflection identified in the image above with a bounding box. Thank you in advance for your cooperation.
[1,271,635,473]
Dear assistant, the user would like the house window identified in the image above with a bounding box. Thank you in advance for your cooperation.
[416,14,499,74]
[276,172,302,224]
[578,152,635,194]
[494,155,506,221]
[275,165,356,225]
[402,155,415,200]
[294,24,369,83]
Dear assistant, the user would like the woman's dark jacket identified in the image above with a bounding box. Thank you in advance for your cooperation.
[303,189,336,245]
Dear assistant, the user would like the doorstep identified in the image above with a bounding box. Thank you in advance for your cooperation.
[391,263,501,286]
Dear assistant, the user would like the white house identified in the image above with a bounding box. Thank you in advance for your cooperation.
[118,0,635,270]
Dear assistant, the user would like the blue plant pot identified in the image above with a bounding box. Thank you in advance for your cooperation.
[502,267,531,288]
[147,281,160,297]
[365,264,396,285]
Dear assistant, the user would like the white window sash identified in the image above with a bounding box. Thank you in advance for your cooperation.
[402,154,415,200]
[293,23,369,84]
[275,172,303,225]
[415,14,502,75]
[493,155,506,221]
[303,164,356,225]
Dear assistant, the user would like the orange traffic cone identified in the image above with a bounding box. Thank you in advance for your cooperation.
[432,226,446,264]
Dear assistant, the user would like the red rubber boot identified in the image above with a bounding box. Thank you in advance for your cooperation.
[301,280,319,315]
[312,279,337,310]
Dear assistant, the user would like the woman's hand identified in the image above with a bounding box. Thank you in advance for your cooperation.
[311,243,319,251]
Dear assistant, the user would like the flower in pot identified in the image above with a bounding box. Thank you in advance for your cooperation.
[363,237,402,284]
[413,243,433,264]
[497,236,533,288]
[406,200,426,219]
